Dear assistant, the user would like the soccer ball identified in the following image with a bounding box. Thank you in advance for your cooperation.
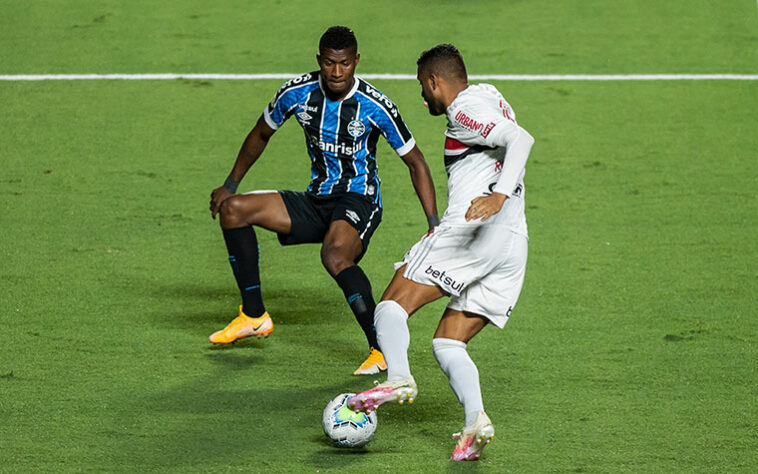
[322,393,377,447]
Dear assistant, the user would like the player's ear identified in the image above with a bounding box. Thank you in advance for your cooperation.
[354,52,360,67]
[429,73,439,90]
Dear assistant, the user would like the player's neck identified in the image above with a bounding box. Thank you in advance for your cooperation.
[443,81,469,109]
[324,77,355,102]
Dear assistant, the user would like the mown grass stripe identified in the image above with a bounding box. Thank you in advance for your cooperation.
[1,73,757,81]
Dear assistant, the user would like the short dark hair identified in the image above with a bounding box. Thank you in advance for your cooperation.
[417,44,467,81]
[319,26,358,52]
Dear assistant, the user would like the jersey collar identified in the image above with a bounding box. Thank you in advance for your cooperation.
[447,85,473,116]
[318,74,360,102]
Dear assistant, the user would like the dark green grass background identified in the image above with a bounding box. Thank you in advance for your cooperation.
[1,1,756,472]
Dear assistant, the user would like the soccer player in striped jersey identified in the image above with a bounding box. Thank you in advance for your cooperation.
[349,44,535,460]
[208,26,439,375]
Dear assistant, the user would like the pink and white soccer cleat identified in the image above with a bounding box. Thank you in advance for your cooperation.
[450,411,495,461]
[347,377,418,413]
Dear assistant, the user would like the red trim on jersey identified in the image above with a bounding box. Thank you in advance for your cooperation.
[444,137,468,151]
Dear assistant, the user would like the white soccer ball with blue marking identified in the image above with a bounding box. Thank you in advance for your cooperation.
[322,393,377,447]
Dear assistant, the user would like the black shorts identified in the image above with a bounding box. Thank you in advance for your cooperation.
[278,191,382,261]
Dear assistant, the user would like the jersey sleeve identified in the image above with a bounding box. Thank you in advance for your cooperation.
[262,73,314,130]
[448,90,534,197]
[447,97,517,148]
[362,87,416,156]
[490,124,534,196]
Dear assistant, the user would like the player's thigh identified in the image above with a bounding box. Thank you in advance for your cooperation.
[433,308,489,343]
[220,190,291,233]
[447,232,528,329]
[325,193,382,262]
[381,265,447,316]
[277,191,332,246]
[321,220,364,273]
[401,225,478,296]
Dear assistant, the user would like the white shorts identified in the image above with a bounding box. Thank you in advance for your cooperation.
[399,224,528,328]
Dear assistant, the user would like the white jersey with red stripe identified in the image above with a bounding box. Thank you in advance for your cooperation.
[442,83,528,238]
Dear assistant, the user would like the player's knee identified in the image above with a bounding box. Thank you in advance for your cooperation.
[321,244,352,276]
[432,337,464,369]
[218,195,247,228]
[380,287,414,313]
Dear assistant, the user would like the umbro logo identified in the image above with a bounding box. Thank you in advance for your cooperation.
[346,210,360,224]
[297,111,313,122]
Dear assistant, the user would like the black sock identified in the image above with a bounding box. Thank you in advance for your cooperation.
[222,227,265,318]
[334,265,379,351]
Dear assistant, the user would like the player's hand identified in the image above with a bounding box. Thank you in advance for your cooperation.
[209,186,233,219]
[465,192,507,222]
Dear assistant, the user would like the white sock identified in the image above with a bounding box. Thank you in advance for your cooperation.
[375,300,412,381]
[432,337,484,426]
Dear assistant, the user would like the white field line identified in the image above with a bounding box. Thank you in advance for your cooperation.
[0,73,757,81]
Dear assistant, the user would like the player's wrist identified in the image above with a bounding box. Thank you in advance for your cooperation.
[427,214,440,227]
[223,176,240,194]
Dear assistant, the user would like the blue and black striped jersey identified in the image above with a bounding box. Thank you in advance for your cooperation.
[263,71,416,207]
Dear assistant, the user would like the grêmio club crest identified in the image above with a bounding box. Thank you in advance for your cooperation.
[347,120,366,137]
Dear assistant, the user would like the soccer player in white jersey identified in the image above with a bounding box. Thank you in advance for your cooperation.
[348,44,535,461]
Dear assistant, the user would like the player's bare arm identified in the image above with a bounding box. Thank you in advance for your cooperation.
[210,115,276,219]
[399,145,439,230]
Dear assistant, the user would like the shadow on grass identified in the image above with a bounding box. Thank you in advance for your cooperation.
[102,331,463,471]
[107,277,463,470]
[106,371,373,471]
[203,351,264,367]
[140,278,348,330]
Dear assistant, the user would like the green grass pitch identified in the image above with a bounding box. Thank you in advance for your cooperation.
[1,1,756,472]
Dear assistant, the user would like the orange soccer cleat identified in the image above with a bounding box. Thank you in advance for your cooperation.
[209,306,274,344]
[353,347,387,375]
